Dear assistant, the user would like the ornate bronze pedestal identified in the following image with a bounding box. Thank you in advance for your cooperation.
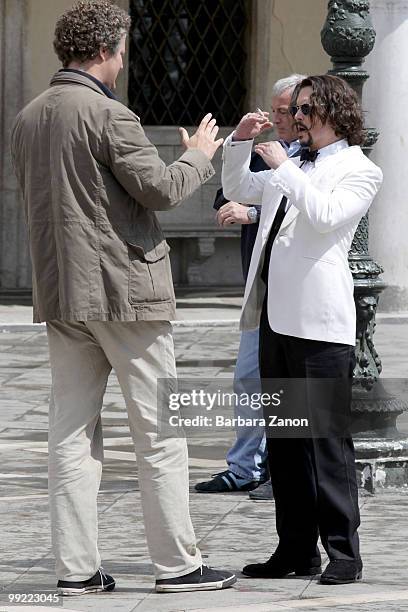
[321,0,408,490]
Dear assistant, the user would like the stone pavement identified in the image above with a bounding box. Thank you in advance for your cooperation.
[0,300,408,611]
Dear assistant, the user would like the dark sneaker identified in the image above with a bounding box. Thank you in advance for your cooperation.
[320,559,363,585]
[249,479,273,500]
[155,565,236,593]
[57,567,115,596]
[195,470,261,493]
[242,553,322,578]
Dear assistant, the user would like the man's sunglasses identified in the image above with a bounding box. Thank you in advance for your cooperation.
[288,103,313,117]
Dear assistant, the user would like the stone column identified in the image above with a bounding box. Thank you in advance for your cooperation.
[362,0,408,312]
[247,0,275,112]
[114,0,130,106]
[0,0,31,298]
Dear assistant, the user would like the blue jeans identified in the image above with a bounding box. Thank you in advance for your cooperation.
[226,328,268,481]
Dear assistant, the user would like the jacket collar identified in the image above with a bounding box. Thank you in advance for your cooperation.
[50,70,112,98]
[59,69,117,99]
[279,140,354,232]
[315,138,348,165]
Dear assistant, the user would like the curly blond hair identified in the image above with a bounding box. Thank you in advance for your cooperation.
[54,0,131,68]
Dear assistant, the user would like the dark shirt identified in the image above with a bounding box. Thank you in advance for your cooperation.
[59,69,117,100]
[213,152,269,281]
[260,195,287,285]
[214,142,301,283]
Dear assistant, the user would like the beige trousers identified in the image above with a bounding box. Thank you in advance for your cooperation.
[46,319,201,581]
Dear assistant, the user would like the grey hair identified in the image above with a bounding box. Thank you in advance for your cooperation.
[272,74,307,97]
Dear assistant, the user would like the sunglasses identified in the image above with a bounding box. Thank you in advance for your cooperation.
[288,103,313,117]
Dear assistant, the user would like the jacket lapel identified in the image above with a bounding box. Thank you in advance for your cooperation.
[279,203,299,230]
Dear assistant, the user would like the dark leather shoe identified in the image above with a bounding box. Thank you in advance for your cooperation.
[248,479,273,500]
[195,470,262,493]
[242,553,322,578]
[320,559,363,585]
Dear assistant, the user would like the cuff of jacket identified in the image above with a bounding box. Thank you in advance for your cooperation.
[223,132,254,156]
[268,158,308,200]
[222,132,254,167]
[178,149,215,183]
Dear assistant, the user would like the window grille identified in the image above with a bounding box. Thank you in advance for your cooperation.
[128,0,248,126]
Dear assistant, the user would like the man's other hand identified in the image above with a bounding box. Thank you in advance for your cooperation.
[254,141,288,169]
[216,202,252,226]
[233,112,273,141]
[179,113,223,160]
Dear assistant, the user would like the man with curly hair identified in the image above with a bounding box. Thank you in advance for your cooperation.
[11,0,235,596]
[222,75,383,586]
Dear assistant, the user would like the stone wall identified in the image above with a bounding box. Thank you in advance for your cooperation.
[144,0,330,289]
[0,0,74,299]
[149,127,242,287]
[0,0,333,296]
[0,1,31,297]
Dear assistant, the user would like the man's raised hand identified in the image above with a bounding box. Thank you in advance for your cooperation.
[179,113,223,160]
[254,141,288,169]
[233,111,273,141]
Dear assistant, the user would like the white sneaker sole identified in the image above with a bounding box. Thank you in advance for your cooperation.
[58,582,115,596]
[155,574,236,593]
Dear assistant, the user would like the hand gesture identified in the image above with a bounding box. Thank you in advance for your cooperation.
[254,141,288,169]
[179,113,223,160]
[216,202,252,226]
[234,111,273,141]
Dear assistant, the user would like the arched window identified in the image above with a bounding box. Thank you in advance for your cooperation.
[128,0,248,125]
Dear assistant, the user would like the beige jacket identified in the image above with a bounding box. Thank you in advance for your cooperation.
[11,71,214,323]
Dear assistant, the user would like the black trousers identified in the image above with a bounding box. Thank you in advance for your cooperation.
[259,297,360,562]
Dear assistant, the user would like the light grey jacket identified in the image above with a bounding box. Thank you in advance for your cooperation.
[11,71,214,323]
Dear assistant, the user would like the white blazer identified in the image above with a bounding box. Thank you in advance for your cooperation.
[222,136,383,345]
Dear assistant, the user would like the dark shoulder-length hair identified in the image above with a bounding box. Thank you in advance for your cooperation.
[292,75,364,146]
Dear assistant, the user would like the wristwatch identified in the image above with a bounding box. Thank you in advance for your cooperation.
[247,207,258,223]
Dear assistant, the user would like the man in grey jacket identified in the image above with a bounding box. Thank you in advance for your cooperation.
[11,0,235,596]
